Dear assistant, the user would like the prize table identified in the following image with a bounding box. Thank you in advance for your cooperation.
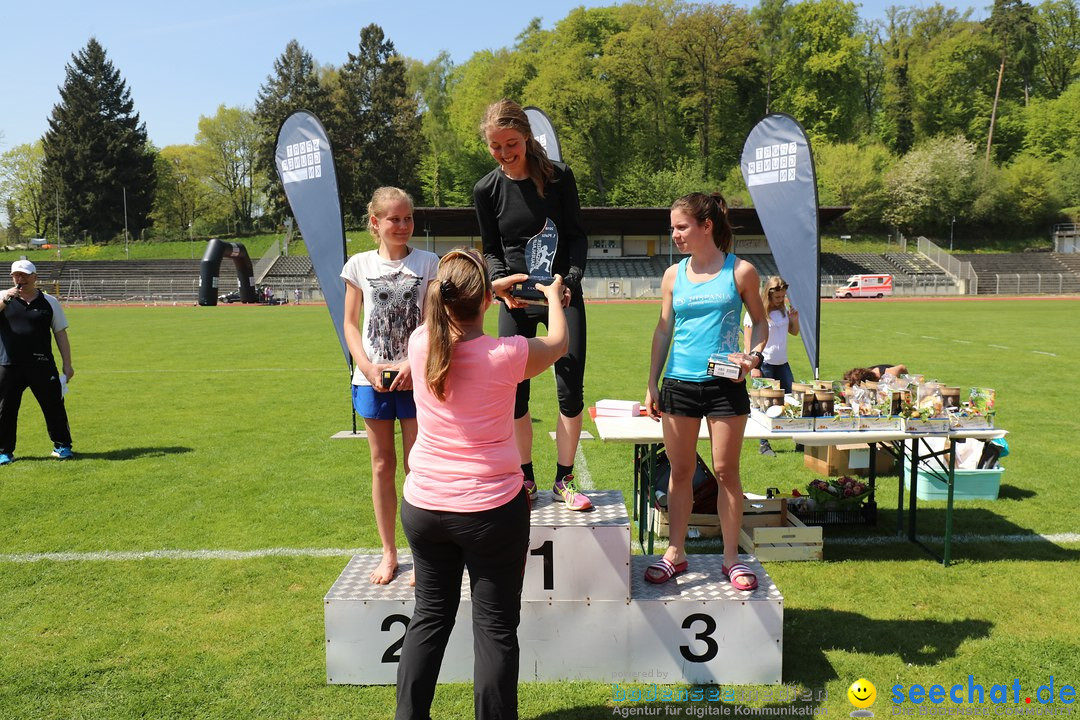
[593,414,1007,566]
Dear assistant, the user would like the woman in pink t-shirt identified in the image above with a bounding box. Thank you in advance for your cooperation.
[395,248,568,720]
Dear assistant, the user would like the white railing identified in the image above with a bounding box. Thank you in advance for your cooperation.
[987,273,1079,295]
[253,238,281,283]
[917,236,979,294]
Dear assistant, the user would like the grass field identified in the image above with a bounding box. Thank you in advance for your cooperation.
[1,298,1078,719]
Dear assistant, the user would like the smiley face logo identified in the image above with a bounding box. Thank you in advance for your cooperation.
[848,678,876,709]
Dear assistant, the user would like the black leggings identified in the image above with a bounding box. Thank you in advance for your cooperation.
[498,294,586,418]
[396,490,531,720]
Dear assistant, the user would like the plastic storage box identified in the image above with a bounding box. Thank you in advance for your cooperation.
[900,458,1004,501]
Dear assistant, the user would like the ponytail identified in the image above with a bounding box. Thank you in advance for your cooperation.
[671,192,734,252]
[425,248,491,401]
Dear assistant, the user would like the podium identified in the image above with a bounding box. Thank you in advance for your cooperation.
[324,491,783,685]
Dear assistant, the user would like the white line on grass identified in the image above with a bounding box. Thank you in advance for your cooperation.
[1032,351,1058,357]
[989,344,1011,350]
[0,548,376,563]
[952,340,972,344]
[7,533,1079,564]
[649,531,1080,552]
[920,335,938,340]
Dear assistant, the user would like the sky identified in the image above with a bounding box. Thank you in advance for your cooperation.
[0,0,987,154]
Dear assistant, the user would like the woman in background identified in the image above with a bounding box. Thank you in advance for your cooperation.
[744,275,799,457]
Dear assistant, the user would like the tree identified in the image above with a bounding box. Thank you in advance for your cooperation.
[195,105,261,232]
[670,3,757,179]
[0,142,48,238]
[333,24,422,221]
[1034,0,1080,96]
[773,0,864,142]
[150,145,214,240]
[884,135,980,234]
[986,0,1038,160]
[41,38,155,243]
[752,0,790,115]
[814,140,894,230]
[253,40,332,221]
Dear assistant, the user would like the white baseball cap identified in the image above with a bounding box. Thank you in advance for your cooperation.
[10,260,36,275]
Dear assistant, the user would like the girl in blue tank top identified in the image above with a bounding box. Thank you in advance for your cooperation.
[666,252,743,381]
[644,192,769,592]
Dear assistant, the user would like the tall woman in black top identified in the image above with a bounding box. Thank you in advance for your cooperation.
[473,99,592,511]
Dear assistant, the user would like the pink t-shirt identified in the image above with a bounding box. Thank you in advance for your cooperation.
[404,325,529,512]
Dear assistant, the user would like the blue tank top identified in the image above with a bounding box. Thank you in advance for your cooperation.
[666,253,742,382]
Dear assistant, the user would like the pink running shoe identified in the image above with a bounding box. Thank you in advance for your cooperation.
[552,475,592,511]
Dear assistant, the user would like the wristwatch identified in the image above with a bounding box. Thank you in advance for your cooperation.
[749,351,765,369]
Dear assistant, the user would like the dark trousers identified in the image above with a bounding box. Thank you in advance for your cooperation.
[0,363,72,454]
[498,294,587,418]
[396,490,530,720]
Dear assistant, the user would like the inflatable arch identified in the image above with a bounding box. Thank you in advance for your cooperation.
[198,238,257,306]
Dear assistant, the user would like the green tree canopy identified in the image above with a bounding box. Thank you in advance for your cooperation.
[0,142,48,238]
[41,37,156,243]
[254,40,332,221]
[333,24,422,221]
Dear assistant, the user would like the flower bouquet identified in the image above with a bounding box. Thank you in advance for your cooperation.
[806,476,872,508]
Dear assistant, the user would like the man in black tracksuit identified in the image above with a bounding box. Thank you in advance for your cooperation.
[0,260,74,463]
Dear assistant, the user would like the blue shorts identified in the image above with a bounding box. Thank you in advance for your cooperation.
[352,385,416,421]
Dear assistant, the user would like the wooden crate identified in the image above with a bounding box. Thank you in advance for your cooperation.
[654,498,823,562]
[739,498,823,562]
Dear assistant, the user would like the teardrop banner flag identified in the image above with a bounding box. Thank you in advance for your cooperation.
[275,110,350,368]
[740,113,821,379]
[524,106,562,162]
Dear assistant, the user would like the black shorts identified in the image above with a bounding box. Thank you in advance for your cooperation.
[659,377,750,419]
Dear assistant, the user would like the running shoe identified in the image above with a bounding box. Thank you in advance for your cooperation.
[0,453,12,465]
[51,446,73,460]
[552,475,592,511]
[523,478,537,499]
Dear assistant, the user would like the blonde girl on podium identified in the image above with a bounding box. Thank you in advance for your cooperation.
[342,187,439,584]
[395,248,568,720]
[644,192,768,591]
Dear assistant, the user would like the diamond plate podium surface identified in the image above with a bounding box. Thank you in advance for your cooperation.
[325,549,782,685]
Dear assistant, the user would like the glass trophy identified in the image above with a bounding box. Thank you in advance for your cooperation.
[511,217,558,305]
[706,310,741,379]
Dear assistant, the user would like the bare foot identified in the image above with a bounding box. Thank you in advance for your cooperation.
[369,552,398,585]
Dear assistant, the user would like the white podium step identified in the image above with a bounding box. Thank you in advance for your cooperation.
[524,489,630,601]
[325,554,782,685]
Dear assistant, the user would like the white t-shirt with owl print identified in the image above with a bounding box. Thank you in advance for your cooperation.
[341,247,439,386]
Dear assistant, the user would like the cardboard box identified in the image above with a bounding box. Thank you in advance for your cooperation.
[814,415,858,432]
[904,417,950,434]
[949,414,994,430]
[767,416,815,432]
[594,399,641,417]
[856,416,904,432]
[804,443,896,477]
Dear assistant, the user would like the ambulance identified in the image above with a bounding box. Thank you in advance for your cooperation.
[834,274,893,298]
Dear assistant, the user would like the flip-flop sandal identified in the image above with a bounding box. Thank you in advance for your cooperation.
[644,556,688,584]
[722,562,758,592]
